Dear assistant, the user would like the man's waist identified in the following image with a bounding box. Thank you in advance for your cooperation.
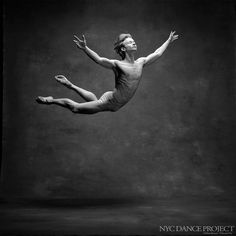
[113,88,137,102]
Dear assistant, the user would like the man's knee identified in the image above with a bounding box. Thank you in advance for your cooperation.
[65,100,79,113]
[71,107,79,113]
[70,105,99,114]
[70,104,81,113]
[87,92,97,101]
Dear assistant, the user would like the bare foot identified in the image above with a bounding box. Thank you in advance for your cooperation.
[55,75,72,88]
[36,96,53,104]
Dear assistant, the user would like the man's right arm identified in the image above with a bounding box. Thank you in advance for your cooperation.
[83,46,117,69]
[73,35,117,70]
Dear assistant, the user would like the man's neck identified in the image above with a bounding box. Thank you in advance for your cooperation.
[124,52,135,63]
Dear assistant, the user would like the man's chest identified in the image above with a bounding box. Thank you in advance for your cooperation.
[117,62,143,78]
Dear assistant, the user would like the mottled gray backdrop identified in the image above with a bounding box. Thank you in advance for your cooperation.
[2,0,236,200]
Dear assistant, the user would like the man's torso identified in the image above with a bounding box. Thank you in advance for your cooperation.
[112,59,144,104]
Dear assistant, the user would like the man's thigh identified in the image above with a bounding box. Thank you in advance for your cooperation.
[75,101,104,114]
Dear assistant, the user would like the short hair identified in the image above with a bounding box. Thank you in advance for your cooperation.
[114,33,132,59]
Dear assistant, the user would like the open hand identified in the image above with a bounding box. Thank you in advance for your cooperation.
[73,34,87,49]
[169,31,179,43]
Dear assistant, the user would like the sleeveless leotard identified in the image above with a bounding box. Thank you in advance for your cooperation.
[97,75,141,112]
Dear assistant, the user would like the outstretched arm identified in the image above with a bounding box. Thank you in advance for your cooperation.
[73,35,116,70]
[141,31,179,67]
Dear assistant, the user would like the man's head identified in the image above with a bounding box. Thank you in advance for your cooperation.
[114,33,137,59]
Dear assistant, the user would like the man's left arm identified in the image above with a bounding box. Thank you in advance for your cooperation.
[140,31,179,67]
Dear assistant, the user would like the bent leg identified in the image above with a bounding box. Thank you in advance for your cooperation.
[36,96,103,114]
[73,101,104,114]
[71,85,98,102]
[55,75,97,102]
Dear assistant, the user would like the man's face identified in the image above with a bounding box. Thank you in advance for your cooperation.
[122,37,137,51]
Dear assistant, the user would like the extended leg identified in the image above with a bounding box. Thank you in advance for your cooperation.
[36,96,103,114]
[55,75,98,102]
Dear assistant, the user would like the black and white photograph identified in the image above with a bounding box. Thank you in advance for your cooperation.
[1,0,236,235]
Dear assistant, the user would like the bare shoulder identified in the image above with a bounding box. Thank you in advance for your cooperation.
[136,57,146,64]
[110,59,120,66]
